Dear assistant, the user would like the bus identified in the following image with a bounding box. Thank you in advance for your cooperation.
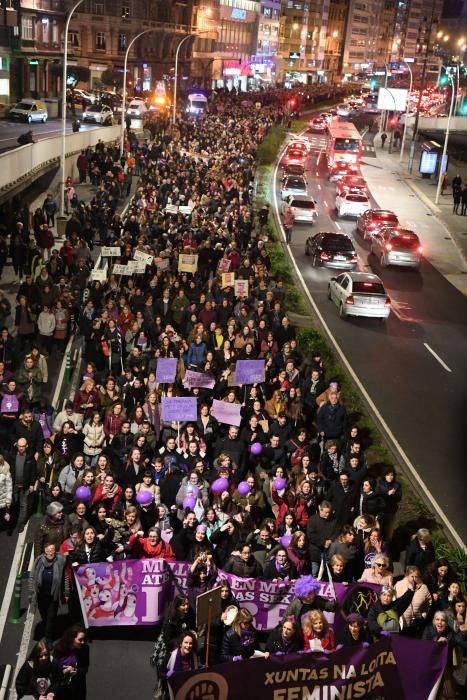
[326,120,363,168]
[186,93,208,115]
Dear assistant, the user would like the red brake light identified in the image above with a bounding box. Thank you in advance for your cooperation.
[385,243,393,251]
[418,246,423,254]
[369,223,376,229]
[345,295,354,305]
[385,297,391,307]
[320,252,330,260]
[363,282,373,287]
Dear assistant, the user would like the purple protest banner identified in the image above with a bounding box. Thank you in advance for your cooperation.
[161,396,198,422]
[168,635,448,700]
[235,359,265,385]
[210,399,242,427]
[183,369,216,390]
[155,357,177,384]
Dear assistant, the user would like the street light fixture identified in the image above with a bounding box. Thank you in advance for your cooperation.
[172,30,214,126]
[120,29,157,157]
[60,0,86,218]
[435,72,455,205]
[400,58,414,162]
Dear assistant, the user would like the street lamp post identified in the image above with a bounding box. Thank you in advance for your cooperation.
[172,30,212,126]
[435,73,455,205]
[120,29,155,157]
[60,0,86,218]
[399,59,413,162]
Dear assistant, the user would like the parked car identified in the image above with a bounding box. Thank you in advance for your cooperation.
[327,271,391,320]
[10,99,48,123]
[370,228,423,269]
[82,104,113,125]
[281,175,308,200]
[283,194,318,223]
[336,190,370,218]
[356,209,400,240]
[305,231,357,268]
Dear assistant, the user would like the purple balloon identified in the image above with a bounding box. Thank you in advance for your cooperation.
[183,495,196,510]
[273,477,286,491]
[75,486,91,502]
[211,477,229,493]
[136,491,153,506]
[250,442,263,456]
[237,481,251,496]
[280,534,292,548]
[186,484,199,498]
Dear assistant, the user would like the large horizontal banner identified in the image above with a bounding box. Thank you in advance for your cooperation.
[167,636,447,700]
[74,559,381,630]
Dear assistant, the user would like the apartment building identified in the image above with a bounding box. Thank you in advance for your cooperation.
[0,0,19,103]
[278,0,329,84]
[341,0,385,76]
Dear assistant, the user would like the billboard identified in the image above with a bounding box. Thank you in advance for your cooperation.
[377,88,408,111]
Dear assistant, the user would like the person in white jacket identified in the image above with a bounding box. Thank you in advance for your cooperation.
[53,400,83,433]
[37,305,56,354]
[82,412,106,467]
[0,454,13,529]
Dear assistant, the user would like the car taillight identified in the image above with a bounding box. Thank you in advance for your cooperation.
[418,245,423,254]
[385,243,393,251]
[320,252,329,260]
[369,223,376,229]
[345,295,354,305]
[384,298,391,307]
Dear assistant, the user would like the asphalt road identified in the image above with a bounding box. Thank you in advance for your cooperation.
[274,115,467,544]
[0,114,106,153]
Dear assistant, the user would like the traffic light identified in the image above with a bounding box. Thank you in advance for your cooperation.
[461,102,467,115]
[370,78,378,89]
[439,67,449,86]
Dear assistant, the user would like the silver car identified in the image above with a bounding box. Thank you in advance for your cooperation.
[281,175,307,200]
[370,228,422,269]
[328,271,391,320]
[283,194,318,223]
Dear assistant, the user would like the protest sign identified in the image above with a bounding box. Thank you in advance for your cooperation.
[235,360,265,385]
[90,269,107,282]
[221,272,235,288]
[234,279,249,297]
[155,358,177,384]
[101,246,121,257]
[183,370,216,390]
[165,204,178,214]
[134,250,153,266]
[168,636,448,700]
[154,257,170,270]
[179,206,193,215]
[210,399,242,427]
[112,264,131,276]
[217,258,231,273]
[161,396,198,422]
[178,254,198,273]
[126,260,139,274]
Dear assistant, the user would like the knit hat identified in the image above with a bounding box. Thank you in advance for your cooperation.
[46,501,64,517]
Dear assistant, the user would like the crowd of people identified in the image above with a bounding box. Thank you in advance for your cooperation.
[0,84,464,700]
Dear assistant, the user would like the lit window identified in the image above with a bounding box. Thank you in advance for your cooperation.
[122,4,131,18]
[21,16,33,41]
[96,31,106,50]
[118,33,127,51]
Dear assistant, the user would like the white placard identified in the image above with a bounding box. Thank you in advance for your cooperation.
[101,246,121,257]
[113,263,130,275]
[165,204,178,214]
[127,260,139,273]
[134,250,153,265]
[179,206,193,215]
[91,269,107,282]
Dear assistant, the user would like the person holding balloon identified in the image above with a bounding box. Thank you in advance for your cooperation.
[232,473,266,526]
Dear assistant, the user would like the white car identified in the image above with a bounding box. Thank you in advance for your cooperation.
[126,98,148,118]
[283,194,318,223]
[336,190,370,218]
[328,271,391,320]
[289,138,312,154]
[82,104,113,125]
[281,175,307,200]
[336,103,351,118]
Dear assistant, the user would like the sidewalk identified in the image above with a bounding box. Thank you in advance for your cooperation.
[361,134,467,297]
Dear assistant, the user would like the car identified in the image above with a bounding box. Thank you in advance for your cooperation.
[82,104,114,125]
[370,228,423,269]
[320,112,333,123]
[335,175,368,196]
[309,117,326,132]
[9,99,48,123]
[328,162,360,182]
[281,160,306,178]
[356,209,399,240]
[283,194,318,223]
[288,139,311,153]
[336,103,351,118]
[281,175,307,200]
[327,271,391,320]
[336,190,370,218]
[126,98,148,118]
[67,88,95,105]
[283,147,307,164]
[305,231,357,268]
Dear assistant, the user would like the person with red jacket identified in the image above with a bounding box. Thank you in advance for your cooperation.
[92,474,122,511]
[129,526,175,559]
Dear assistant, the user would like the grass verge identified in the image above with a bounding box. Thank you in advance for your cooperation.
[255,123,467,590]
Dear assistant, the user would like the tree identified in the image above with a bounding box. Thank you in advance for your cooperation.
[100,69,123,90]
[51,65,91,116]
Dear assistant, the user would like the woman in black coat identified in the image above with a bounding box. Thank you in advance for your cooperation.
[220,608,257,663]
[266,618,302,655]
[16,639,61,699]
[405,528,436,575]
[69,526,106,567]
[262,547,297,581]
[53,624,89,700]
[337,613,372,648]
[161,595,196,651]
[359,478,386,522]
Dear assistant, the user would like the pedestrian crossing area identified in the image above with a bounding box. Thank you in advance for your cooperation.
[363,143,376,158]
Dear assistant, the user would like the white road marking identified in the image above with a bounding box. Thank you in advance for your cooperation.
[271,138,464,550]
[323,200,328,207]
[317,184,322,190]
[423,343,452,373]
[335,222,342,230]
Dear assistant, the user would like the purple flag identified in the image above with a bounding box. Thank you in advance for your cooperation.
[156,358,177,384]
[161,396,198,422]
[168,636,448,700]
[235,359,265,385]
[210,399,242,427]
[183,369,216,390]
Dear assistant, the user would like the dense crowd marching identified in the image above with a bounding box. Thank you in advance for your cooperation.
[0,84,464,700]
